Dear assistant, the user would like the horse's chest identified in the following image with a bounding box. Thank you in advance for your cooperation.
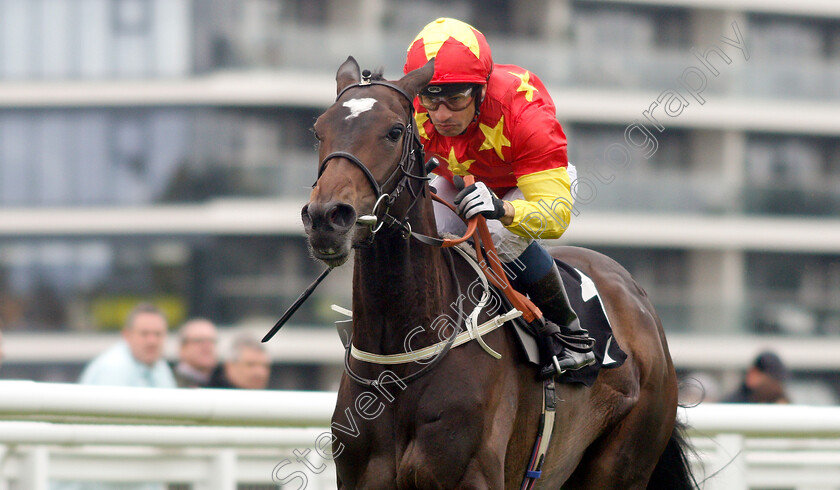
[334,390,488,488]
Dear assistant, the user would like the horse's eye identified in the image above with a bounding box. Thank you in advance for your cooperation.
[386,125,404,142]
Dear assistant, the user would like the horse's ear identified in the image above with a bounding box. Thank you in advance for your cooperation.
[396,58,435,97]
[336,56,361,96]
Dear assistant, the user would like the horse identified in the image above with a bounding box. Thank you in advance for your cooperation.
[301,56,694,489]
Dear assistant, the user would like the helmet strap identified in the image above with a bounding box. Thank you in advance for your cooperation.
[470,84,487,124]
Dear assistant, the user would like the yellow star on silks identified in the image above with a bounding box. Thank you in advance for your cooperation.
[509,70,537,102]
[444,147,474,176]
[414,112,430,140]
[413,18,481,60]
[479,116,511,161]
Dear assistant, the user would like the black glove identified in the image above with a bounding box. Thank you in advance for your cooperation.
[453,181,506,220]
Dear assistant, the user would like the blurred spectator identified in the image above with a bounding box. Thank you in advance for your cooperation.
[0,327,4,369]
[723,350,790,404]
[78,303,176,388]
[209,334,270,389]
[54,304,174,489]
[173,318,218,388]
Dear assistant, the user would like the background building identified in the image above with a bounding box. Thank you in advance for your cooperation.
[0,0,838,402]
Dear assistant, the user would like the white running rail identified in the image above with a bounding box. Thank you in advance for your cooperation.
[681,404,840,490]
[0,381,338,489]
[2,381,840,489]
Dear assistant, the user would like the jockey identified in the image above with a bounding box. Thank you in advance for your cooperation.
[404,18,595,377]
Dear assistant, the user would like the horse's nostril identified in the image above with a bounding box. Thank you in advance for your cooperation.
[301,204,313,229]
[328,203,357,230]
[303,202,355,232]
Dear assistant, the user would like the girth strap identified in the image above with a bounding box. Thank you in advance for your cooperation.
[520,379,557,490]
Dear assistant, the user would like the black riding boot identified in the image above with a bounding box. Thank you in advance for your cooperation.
[522,263,596,378]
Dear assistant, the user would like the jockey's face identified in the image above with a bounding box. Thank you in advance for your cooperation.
[425,86,485,137]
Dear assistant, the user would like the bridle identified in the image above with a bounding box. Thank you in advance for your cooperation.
[302,69,544,391]
[316,70,430,240]
[301,69,565,488]
[313,70,467,387]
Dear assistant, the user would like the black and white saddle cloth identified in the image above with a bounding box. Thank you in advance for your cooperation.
[507,259,627,387]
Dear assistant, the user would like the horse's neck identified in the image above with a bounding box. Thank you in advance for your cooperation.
[351,198,455,353]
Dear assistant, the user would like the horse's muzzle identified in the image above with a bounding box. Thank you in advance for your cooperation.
[301,201,357,266]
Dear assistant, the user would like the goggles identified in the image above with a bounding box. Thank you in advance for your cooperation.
[418,86,475,112]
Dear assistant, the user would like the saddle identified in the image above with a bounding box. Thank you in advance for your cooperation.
[502,258,627,386]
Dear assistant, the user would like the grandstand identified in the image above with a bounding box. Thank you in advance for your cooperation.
[1,0,838,402]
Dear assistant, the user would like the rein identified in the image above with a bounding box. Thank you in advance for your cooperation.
[342,179,547,386]
[282,70,545,386]
[420,177,542,325]
[302,66,566,490]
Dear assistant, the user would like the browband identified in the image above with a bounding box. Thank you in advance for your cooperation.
[336,79,416,107]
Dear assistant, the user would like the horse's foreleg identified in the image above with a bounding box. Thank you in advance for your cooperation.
[452,457,504,490]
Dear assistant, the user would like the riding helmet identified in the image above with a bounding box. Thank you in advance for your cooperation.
[404,18,493,86]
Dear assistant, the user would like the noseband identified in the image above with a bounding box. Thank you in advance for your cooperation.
[316,71,429,238]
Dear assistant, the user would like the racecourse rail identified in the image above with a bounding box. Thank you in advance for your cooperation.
[1,381,839,489]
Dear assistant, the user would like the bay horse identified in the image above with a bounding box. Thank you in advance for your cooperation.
[302,56,694,489]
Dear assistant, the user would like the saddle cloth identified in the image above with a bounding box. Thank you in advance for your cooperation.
[507,259,627,386]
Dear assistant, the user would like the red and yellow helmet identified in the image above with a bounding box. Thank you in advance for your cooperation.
[404,18,493,85]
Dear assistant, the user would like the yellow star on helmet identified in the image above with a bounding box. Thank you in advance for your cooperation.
[413,18,481,61]
[444,147,474,176]
[414,112,430,140]
[509,70,537,102]
[479,116,511,161]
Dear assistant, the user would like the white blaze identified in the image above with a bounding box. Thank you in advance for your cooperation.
[343,98,377,119]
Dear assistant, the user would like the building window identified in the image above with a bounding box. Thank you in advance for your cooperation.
[746,252,840,336]
[744,134,840,215]
[111,0,151,35]
[109,113,151,204]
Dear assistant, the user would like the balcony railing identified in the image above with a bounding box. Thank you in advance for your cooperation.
[573,173,840,217]
[2,10,838,101]
[217,23,840,101]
